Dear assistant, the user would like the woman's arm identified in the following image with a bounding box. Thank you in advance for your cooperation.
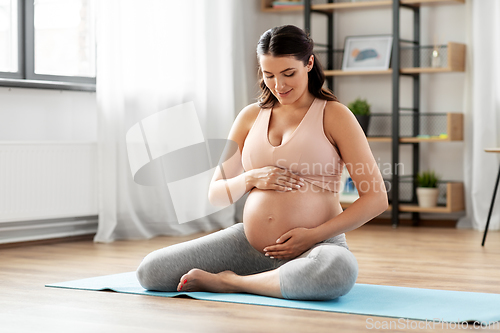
[208,150,255,207]
[208,104,259,207]
[310,101,388,243]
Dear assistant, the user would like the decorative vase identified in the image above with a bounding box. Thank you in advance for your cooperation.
[354,114,371,136]
[416,187,439,208]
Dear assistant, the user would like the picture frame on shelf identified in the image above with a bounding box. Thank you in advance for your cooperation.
[341,35,393,71]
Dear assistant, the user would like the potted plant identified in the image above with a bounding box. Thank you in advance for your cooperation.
[348,98,371,135]
[416,170,440,208]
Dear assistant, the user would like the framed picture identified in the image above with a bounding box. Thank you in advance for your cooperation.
[341,35,393,71]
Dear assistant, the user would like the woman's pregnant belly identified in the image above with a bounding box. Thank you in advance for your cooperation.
[242,183,343,254]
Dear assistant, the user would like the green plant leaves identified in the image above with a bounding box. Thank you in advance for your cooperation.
[348,98,371,116]
[416,170,440,188]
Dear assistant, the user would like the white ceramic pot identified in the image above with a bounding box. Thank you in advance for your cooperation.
[416,187,439,208]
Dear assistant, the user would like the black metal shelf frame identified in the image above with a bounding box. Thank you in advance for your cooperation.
[304,0,422,227]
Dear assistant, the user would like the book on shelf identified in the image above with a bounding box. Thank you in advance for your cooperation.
[272,1,304,8]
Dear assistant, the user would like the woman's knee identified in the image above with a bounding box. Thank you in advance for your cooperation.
[136,250,179,291]
[279,246,358,300]
[136,252,159,290]
[321,248,358,298]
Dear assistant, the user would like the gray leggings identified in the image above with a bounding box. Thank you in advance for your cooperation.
[136,223,358,301]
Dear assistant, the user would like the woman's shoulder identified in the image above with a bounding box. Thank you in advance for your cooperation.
[228,103,262,142]
[323,100,357,125]
[234,102,262,129]
[324,100,351,117]
[238,102,261,119]
[323,100,361,139]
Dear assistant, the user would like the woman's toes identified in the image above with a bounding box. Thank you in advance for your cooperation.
[177,273,188,291]
[178,269,202,291]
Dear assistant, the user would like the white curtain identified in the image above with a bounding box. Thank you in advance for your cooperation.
[94,0,248,242]
[458,0,500,231]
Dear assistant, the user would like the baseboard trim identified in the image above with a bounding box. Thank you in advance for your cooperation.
[0,216,98,245]
[0,234,95,249]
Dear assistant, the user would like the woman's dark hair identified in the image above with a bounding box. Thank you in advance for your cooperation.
[256,25,338,108]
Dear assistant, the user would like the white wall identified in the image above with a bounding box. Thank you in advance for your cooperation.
[240,1,466,221]
[0,87,97,141]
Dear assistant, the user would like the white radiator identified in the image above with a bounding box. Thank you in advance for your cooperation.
[0,142,98,243]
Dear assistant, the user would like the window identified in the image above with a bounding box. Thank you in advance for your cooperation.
[0,0,96,90]
[0,0,20,76]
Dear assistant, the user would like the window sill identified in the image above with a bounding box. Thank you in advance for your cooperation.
[0,78,96,92]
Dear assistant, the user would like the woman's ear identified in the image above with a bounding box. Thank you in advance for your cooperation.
[307,55,314,72]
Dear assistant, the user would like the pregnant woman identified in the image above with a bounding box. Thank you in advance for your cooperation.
[136,25,388,300]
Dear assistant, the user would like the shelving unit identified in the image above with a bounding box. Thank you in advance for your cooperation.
[262,0,466,226]
[322,42,465,76]
[367,112,463,142]
[324,69,392,76]
[342,182,465,213]
[261,0,465,13]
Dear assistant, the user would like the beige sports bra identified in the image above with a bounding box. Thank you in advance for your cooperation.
[241,98,344,192]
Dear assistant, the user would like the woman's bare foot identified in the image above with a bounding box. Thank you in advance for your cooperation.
[177,269,240,293]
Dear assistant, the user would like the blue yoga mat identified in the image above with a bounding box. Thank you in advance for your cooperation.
[46,272,500,325]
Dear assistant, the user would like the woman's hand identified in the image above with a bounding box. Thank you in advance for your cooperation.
[262,227,316,260]
[248,166,305,192]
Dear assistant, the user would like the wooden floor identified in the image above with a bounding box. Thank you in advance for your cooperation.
[1,224,499,333]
